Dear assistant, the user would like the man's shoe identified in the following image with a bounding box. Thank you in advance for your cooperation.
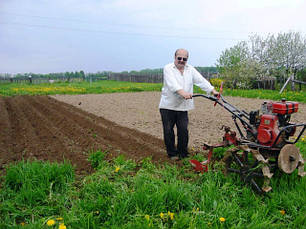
[179,154,189,159]
[169,156,180,161]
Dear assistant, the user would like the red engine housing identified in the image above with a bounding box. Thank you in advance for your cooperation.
[257,114,280,146]
[271,101,298,114]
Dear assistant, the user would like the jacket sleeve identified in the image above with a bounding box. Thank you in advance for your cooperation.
[192,67,214,93]
[163,65,183,93]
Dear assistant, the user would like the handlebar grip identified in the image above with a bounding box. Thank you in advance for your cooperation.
[192,94,218,102]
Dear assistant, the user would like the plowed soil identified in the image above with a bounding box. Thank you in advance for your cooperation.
[0,95,169,176]
[1,93,305,176]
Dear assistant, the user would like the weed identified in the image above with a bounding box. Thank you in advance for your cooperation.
[88,150,106,169]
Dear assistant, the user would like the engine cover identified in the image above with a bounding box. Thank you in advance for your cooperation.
[257,114,280,146]
[272,101,298,115]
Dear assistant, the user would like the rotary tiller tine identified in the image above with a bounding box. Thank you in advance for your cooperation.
[190,159,208,173]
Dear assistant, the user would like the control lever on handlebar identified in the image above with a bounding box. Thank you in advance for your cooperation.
[214,81,223,107]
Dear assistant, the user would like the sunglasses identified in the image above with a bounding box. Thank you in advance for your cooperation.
[177,57,188,61]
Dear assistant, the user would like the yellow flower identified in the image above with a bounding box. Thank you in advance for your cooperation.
[115,166,120,172]
[47,219,56,226]
[145,214,150,221]
[59,223,67,229]
[169,212,174,220]
[20,222,25,226]
[56,217,64,221]
[160,212,164,218]
[280,210,286,215]
[219,217,226,222]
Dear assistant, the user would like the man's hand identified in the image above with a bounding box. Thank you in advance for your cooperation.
[211,89,219,97]
[212,88,221,107]
[177,89,193,100]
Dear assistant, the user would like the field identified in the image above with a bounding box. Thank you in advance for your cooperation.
[51,92,306,149]
[0,95,171,176]
[0,81,305,228]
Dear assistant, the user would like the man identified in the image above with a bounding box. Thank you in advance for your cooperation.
[159,48,219,160]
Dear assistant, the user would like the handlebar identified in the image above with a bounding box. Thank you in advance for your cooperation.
[192,94,249,119]
[192,94,218,100]
[192,94,222,106]
[192,93,253,139]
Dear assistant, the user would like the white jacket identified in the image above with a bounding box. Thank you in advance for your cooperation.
[159,63,214,111]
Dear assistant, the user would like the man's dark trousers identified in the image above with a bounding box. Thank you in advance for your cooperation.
[160,108,189,158]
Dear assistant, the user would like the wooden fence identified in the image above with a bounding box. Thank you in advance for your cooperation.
[0,76,106,84]
[0,71,217,85]
[107,73,163,83]
[254,78,276,90]
[107,71,217,83]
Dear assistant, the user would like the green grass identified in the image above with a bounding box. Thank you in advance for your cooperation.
[1,80,305,103]
[0,160,74,228]
[0,81,162,96]
[194,87,306,103]
[222,89,306,103]
[0,149,305,228]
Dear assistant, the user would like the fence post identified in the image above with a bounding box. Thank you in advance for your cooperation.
[279,75,293,94]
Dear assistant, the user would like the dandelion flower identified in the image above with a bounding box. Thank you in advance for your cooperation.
[47,219,56,226]
[169,212,174,220]
[56,217,64,221]
[280,210,286,215]
[115,166,120,172]
[219,217,226,222]
[59,223,67,229]
[160,212,164,218]
[145,214,150,221]
[20,222,25,226]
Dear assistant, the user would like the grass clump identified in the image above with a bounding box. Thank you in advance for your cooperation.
[0,160,74,227]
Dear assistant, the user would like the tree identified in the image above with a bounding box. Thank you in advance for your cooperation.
[80,70,85,80]
[270,32,306,90]
[216,41,251,88]
[217,32,306,89]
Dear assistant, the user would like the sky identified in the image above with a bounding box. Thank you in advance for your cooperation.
[1,0,306,74]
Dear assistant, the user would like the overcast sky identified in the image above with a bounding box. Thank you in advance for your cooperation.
[1,0,305,74]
